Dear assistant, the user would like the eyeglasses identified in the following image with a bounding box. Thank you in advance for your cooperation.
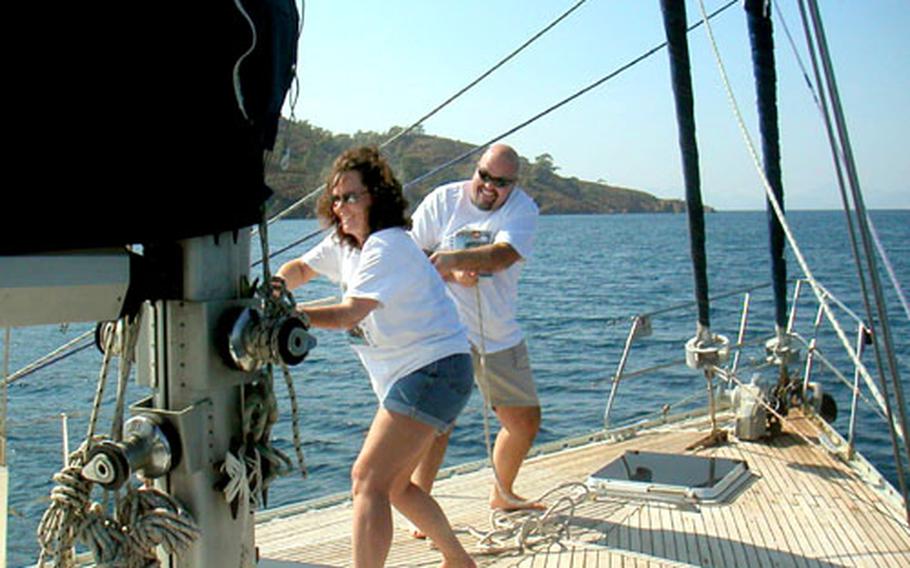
[477,168,515,189]
[330,191,367,207]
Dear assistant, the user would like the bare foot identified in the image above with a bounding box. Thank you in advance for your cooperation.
[489,489,547,511]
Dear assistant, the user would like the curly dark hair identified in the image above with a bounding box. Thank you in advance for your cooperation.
[316,146,411,248]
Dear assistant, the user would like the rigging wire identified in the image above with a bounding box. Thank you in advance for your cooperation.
[256,1,741,286]
[775,0,909,327]
[865,212,910,322]
[256,0,739,264]
[5,1,742,394]
[800,0,909,516]
[263,0,592,228]
[402,0,739,193]
[381,0,591,152]
[693,0,909,511]
[692,0,889,434]
[771,1,821,107]
[789,0,884,420]
[2,330,94,387]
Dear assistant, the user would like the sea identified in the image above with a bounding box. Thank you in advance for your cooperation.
[3,210,909,567]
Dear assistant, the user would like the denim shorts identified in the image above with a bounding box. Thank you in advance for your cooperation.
[382,353,473,433]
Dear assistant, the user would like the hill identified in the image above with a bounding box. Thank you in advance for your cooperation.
[264,121,692,218]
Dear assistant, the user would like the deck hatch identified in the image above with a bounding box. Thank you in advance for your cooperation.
[586,450,749,503]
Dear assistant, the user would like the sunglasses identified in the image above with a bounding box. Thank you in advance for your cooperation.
[477,168,515,189]
[330,191,367,207]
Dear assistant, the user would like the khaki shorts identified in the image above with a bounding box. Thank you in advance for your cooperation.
[471,340,539,407]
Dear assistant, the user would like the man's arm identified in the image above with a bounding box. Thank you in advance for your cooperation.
[429,242,521,279]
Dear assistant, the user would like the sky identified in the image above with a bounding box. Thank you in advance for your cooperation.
[287,0,909,211]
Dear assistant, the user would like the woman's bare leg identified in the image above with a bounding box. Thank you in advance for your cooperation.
[351,409,473,567]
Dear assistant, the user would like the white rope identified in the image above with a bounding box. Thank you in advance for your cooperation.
[111,317,141,442]
[37,454,92,567]
[231,0,258,121]
[38,449,201,567]
[473,285,530,510]
[220,450,251,508]
[865,212,910,323]
[86,326,116,442]
[692,0,903,443]
[465,482,591,553]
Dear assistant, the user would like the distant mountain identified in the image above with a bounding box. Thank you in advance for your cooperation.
[264,121,693,218]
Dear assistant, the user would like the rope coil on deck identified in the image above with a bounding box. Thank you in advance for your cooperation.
[467,482,592,553]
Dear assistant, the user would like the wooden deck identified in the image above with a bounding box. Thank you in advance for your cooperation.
[255,412,910,567]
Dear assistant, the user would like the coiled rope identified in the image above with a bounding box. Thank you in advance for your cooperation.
[36,317,200,567]
[467,482,591,553]
[280,362,307,477]
[38,455,200,568]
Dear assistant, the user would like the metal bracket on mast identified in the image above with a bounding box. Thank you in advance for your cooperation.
[684,324,730,370]
[685,324,731,450]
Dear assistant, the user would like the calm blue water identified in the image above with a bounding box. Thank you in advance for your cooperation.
[4,210,909,566]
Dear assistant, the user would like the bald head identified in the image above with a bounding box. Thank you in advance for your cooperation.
[470,144,520,211]
[483,144,520,175]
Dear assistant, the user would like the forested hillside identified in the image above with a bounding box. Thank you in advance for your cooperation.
[264,120,691,218]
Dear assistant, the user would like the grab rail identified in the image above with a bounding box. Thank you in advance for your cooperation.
[602,278,901,449]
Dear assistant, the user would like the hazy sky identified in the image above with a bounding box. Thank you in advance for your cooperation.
[289,0,908,210]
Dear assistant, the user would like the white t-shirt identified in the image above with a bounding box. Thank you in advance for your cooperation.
[410,181,539,353]
[300,227,469,400]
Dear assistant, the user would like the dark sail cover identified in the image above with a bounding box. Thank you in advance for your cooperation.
[3,1,299,253]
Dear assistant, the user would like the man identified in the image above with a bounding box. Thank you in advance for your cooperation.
[410,143,541,512]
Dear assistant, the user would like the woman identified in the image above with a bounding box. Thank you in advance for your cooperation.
[276,146,476,568]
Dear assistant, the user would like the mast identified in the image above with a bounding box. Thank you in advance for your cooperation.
[149,232,258,566]
[659,0,729,448]
[659,0,711,338]
[744,0,788,334]
[0,1,305,562]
